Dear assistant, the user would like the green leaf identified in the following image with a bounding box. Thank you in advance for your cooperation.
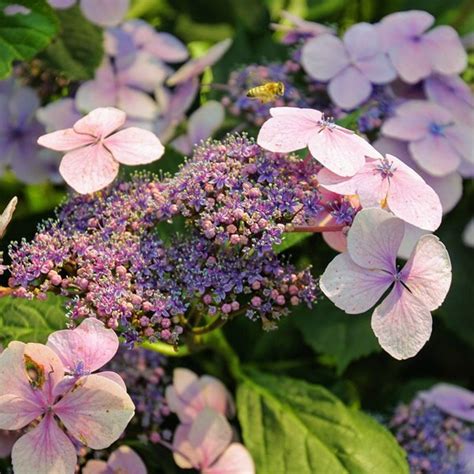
[237,369,409,474]
[40,5,103,81]
[0,294,68,345]
[274,232,312,253]
[0,0,59,79]
[293,299,381,374]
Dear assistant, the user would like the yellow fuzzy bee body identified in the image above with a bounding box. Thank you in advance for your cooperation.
[246,81,285,103]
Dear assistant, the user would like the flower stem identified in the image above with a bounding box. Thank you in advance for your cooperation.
[289,224,344,233]
[141,340,191,357]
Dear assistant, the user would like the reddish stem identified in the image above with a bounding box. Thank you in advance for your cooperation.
[289,225,344,233]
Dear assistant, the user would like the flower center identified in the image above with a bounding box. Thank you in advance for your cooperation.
[317,114,337,133]
[72,360,90,377]
[329,200,356,225]
[410,35,422,43]
[375,157,396,180]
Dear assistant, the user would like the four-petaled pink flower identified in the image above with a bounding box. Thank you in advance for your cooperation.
[420,384,474,422]
[377,10,467,83]
[83,445,147,474]
[173,408,255,474]
[166,368,235,424]
[302,23,396,110]
[0,339,135,474]
[317,150,442,231]
[37,107,164,194]
[257,107,377,177]
[382,100,473,177]
[320,208,452,360]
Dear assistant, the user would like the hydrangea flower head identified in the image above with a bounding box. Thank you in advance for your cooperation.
[378,10,467,83]
[317,150,443,231]
[83,446,147,474]
[390,386,474,473]
[382,100,473,176]
[37,107,165,194]
[173,408,255,473]
[257,107,377,176]
[0,338,135,474]
[302,23,396,109]
[320,208,451,359]
[166,368,235,424]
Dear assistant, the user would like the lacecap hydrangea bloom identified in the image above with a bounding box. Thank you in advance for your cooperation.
[389,384,474,473]
[8,134,320,345]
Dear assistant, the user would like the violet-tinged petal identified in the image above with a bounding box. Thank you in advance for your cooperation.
[0,394,43,431]
[378,10,434,50]
[327,65,372,110]
[9,86,39,126]
[80,0,129,27]
[104,127,164,165]
[173,423,199,468]
[347,207,404,271]
[371,283,432,360]
[320,252,392,314]
[11,414,77,474]
[37,98,82,132]
[409,135,461,177]
[53,374,135,449]
[343,22,379,60]
[420,384,474,422]
[388,42,432,84]
[95,372,127,392]
[301,34,349,81]
[47,318,119,374]
[400,234,451,311]
[444,124,474,163]
[167,38,232,86]
[75,79,117,113]
[424,26,467,75]
[187,101,225,147]
[117,86,159,121]
[108,446,147,474]
[147,32,188,63]
[397,223,430,260]
[59,144,119,194]
[356,52,397,84]
[424,74,474,127]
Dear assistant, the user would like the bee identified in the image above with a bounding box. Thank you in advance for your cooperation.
[246,82,285,104]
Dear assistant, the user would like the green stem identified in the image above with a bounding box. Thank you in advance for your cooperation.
[141,340,191,357]
[205,330,242,381]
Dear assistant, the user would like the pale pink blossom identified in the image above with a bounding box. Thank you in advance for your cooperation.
[0,341,135,474]
[37,107,164,194]
[382,100,473,176]
[166,368,235,424]
[257,107,377,177]
[377,10,467,83]
[420,384,474,422]
[317,151,442,231]
[167,39,232,87]
[0,196,17,239]
[302,23,396,109]
[320,208,451,359]
[171,101,225,155]
[83,445,147,474]
[173,408,255,474]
